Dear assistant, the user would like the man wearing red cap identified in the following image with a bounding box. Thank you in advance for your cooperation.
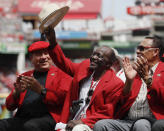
[0,41,72,131]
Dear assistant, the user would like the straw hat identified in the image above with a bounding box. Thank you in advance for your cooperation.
[38,4,69,33]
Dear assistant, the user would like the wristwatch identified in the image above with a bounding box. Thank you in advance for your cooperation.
[145,76,153,87]
[41,88,47,97]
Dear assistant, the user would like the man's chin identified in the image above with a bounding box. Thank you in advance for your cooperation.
[37,66,50,72]
[89,66,96,71]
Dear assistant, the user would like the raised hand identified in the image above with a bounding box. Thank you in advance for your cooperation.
[134,56,149,80]
[123,57,137,81]
[122,57,137,95]
[44,27,57,47]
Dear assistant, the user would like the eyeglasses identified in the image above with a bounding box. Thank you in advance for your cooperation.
[137,46,158,52]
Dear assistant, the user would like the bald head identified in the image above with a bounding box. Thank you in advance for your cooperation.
[90,46,116,71]
[96,46,116,64]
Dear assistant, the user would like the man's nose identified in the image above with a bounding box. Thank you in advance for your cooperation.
[92,55,98,60]
[136,49,140,54]
[40,53,47,58]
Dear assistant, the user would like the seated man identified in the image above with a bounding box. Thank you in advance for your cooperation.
[93,36,164,131]
[45,27,124,131]
[1,41,72,131]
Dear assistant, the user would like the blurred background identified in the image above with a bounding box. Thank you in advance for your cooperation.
[0,0,164,118]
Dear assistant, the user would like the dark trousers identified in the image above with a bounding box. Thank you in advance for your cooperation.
[0,114,56,131]
[152,119,164,131]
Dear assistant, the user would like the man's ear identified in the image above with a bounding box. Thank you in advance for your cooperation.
[154,48,159,57]
[106,62,112,69]
[29,53,33,61]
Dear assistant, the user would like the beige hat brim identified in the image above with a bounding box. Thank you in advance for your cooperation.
[39,6,69,33]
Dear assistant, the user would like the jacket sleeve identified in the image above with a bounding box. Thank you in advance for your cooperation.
[49,44,80,77]
[5,71,33,111]
[5,89,19,111]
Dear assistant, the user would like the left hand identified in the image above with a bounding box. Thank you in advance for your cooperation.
[134,56,150,80]
[44,27,57,47]
[20,76,43,94]
[66,120,83,131]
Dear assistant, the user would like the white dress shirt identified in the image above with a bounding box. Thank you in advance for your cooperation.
[73,73,99,120]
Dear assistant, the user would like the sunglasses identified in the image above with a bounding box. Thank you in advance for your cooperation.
[137,46,158,51]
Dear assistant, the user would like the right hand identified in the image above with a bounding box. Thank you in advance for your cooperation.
[123,57,137,81]
[133,56,149,80]
[13,75,26,99]
[44,27,57,47]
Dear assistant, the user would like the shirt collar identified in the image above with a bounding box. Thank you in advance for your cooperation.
[151,62,159,73]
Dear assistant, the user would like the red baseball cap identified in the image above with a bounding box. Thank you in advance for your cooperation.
[28,41,50,52]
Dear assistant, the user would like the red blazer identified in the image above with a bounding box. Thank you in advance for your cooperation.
[5,66,72,122]
[115,62,164,120]
[49,44,124,128]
